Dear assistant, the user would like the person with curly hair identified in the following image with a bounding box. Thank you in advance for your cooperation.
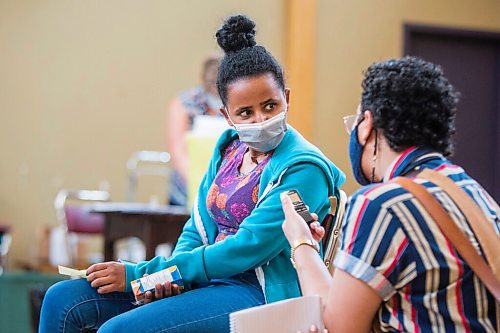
[38,14,345,333]
[282,56,499,332]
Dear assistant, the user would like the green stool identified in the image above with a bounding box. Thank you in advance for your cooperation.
[0,271,66,333]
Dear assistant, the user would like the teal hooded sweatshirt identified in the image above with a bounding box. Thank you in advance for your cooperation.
[124,126,345,303]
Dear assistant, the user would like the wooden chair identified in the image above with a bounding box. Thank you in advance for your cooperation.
[321,190,348,275]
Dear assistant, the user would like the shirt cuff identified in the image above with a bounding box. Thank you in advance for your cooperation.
[124,262,138,292]
[333,250,396,301]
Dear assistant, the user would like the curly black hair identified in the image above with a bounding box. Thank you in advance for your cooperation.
[361,56,459,156]
[215,15,285,105]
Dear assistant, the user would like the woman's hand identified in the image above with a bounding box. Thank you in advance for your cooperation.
[281,193,324,245]
[143,280,181,305]
[309,221,325,244]
[86,261,126,294]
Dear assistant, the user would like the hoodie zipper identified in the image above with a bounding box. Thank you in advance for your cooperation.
[194,167,290,303]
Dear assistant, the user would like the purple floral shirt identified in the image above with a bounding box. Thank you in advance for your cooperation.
[206,140,272,242]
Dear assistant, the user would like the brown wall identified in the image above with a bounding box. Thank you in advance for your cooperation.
[314,0,500,195]
[0,0,284,264]
[2,0,500,266]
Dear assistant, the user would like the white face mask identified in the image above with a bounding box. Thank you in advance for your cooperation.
[226,109,288,152]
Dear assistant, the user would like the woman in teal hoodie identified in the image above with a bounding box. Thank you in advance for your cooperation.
[39,15,344,333]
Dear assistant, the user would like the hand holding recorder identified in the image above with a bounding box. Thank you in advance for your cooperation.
[281,190,326,247]
[283,190,316,225]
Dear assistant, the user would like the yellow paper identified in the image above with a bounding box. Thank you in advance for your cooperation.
[186,116,229,208]
[186,133,219,208]
[58,265,87,278]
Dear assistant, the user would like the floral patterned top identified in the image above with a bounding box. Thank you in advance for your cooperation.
[206,139,272,242]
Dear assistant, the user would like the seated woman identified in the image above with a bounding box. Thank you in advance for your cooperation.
[39,15,345,333]
[281,56,499,332]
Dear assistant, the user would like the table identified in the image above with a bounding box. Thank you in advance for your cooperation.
[90,203,190,261]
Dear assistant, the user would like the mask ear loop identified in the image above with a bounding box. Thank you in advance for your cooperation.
[224,108,237,128]
[371,128,378,183]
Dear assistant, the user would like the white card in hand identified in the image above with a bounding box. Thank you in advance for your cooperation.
[58,265,87,278]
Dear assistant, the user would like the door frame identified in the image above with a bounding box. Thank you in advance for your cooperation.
[404,23,500,200]
[404,23,500,55]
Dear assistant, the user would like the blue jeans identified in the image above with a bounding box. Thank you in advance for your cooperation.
[39,271,264,333]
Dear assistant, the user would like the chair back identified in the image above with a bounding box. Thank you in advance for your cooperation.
[64,205,104,234]
[126,151,171,202]
[54,189,110,234]
[321,190,347,276]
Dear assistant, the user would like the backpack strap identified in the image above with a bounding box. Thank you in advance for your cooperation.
[418,168,500,278]
[393,172,500,332]
[393,175,500,301]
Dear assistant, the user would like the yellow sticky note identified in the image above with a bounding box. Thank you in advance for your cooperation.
[58,265,87,278]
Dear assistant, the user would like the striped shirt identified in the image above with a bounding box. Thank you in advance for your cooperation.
[334,147,499,332]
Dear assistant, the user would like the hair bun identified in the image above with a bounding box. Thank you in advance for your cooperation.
[216,15,256,53]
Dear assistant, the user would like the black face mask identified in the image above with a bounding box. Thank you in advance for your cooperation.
[348,123,371,186]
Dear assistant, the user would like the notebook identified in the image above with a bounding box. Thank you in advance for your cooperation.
[230,295,324,333]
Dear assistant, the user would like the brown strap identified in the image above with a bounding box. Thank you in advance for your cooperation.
[321,213,333,250]
[418,169,500,279]
[497,303,500,333]
[416,170,500,332]
[321,195,337,249]
[393,176,500,301]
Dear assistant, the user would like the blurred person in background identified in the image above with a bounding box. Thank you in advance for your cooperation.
[282,56,499,333]
[166,54,222,206]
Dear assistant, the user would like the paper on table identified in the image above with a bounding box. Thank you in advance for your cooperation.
[229,295,324,333]
[58,265,87,278]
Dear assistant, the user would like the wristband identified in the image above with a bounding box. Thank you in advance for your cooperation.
[290,239,319,268]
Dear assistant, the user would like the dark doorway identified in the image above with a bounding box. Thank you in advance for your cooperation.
[404,24,500,201]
